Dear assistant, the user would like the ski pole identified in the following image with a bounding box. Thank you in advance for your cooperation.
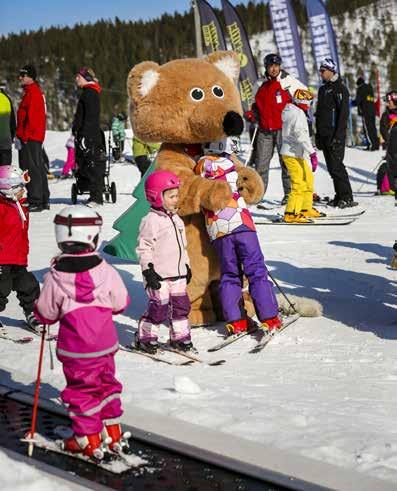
[268,271,298,315]
[355,156,384,194]
[244,125,258,166]
[27,324,47,457]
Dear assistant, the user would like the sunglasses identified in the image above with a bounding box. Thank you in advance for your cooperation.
[19,73,28,78]
[319,68,327,73]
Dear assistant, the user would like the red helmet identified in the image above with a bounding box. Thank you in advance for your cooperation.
[144,170,180,207]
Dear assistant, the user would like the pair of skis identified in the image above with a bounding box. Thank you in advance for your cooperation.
[21,426,145,474]
[207,314,300,353]
[120,343,225,366]
[252,209,364,226]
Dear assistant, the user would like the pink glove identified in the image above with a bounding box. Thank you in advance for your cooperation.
[310,152,318,172]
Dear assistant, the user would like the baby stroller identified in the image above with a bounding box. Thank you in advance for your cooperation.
[71,129,117,204]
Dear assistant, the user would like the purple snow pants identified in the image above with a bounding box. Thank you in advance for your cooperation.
[213,231,278,323]
[60,353,123,436]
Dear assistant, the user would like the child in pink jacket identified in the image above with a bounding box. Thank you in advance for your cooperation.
[61,134,76,178]
[34,205,130,460]
[135,170,192,354]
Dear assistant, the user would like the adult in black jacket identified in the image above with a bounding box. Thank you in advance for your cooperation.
[315,58,357,208]
[353,77,379,151]
[72,68,105,206]
[385,93,397,192]
[0,81,16,165]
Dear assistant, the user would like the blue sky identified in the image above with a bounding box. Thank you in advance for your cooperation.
[0,0,253,37]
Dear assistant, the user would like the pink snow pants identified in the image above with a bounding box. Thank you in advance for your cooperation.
[62,147,76,176]
[60,353,123,436]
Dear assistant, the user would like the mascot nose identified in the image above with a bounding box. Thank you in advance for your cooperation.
[223,111,244,136]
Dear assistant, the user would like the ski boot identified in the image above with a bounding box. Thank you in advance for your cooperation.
[134,333,158,354]
[170,338,194,352]
[283,212,312,224]
[260,315,282,332]
[301,208,326,218]
[102,422,132,454]
[62,433,106,460]
[25,312,44,335]
[225,318,248,336]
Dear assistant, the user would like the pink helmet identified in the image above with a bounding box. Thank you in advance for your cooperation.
[144,170,180,207]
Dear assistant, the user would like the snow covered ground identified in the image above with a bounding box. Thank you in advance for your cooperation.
[0,130,396,487]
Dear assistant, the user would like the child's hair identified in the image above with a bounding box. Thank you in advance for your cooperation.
[54,205,103,254]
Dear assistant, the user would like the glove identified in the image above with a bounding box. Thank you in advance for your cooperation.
[244,110,256,123]
[142,263,162,290]
[309,152,318,172]
[14,137,22,151]
[185,264,192,284]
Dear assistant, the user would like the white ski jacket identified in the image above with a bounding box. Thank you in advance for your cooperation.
[280,103,315,158]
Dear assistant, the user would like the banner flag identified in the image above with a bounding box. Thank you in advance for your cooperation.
[268,0,308,85]
[306,0,341,73]
[196,0,227,53]
[221,0,258,111]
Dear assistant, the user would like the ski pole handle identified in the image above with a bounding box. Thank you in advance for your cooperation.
[28,324,47,457]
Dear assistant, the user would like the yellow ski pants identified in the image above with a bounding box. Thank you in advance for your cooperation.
[282,155,314,214]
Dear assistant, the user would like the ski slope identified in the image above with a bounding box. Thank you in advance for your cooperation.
[0,130,396,487]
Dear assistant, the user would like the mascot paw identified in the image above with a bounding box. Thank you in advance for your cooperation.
[201,180,232,212]
[236,166,264,204]
[276,294,323,317]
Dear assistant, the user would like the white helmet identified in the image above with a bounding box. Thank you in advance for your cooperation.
[203,137,240,155]
[54,205,103,252]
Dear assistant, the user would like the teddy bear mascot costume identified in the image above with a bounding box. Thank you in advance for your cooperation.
[127,51,321,326]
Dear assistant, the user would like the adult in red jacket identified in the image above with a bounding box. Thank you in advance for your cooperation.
[246,54,306,204]
[16,65,50,212]
[0,166,41,332]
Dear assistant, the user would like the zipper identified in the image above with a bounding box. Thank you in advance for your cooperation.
[169,214,182,277]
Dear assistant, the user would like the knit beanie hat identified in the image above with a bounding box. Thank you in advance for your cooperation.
[78,67,96,82]
[19,65,37,80]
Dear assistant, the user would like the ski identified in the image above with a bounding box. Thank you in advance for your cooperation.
[21,432,144,474]
[119,344,194,366]
[0,333,34,344]
[159,344,225,366]
[249,314,300,353]
[254,217,355,226]
[207,326,260,352]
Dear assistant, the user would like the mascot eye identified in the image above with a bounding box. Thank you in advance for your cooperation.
[212,86,224,98]
[190,87,205,101]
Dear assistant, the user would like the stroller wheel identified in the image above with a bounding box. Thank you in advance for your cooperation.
[104,191,110,202]
[111,182,117,203]
[71,183,78,204]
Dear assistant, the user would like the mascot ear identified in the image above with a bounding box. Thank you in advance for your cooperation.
[127,61,160,102]
[206,51,240,85]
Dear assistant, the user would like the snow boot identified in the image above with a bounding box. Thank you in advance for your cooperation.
[260,315,282,332]
[25,312,44,335]
[301,208,326,218]
[169,339,194,352]
[134,333,158,354]
[62,433,104,459]
[101,422,132,454]
[225,318,248,336]
[284,212,312,224]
